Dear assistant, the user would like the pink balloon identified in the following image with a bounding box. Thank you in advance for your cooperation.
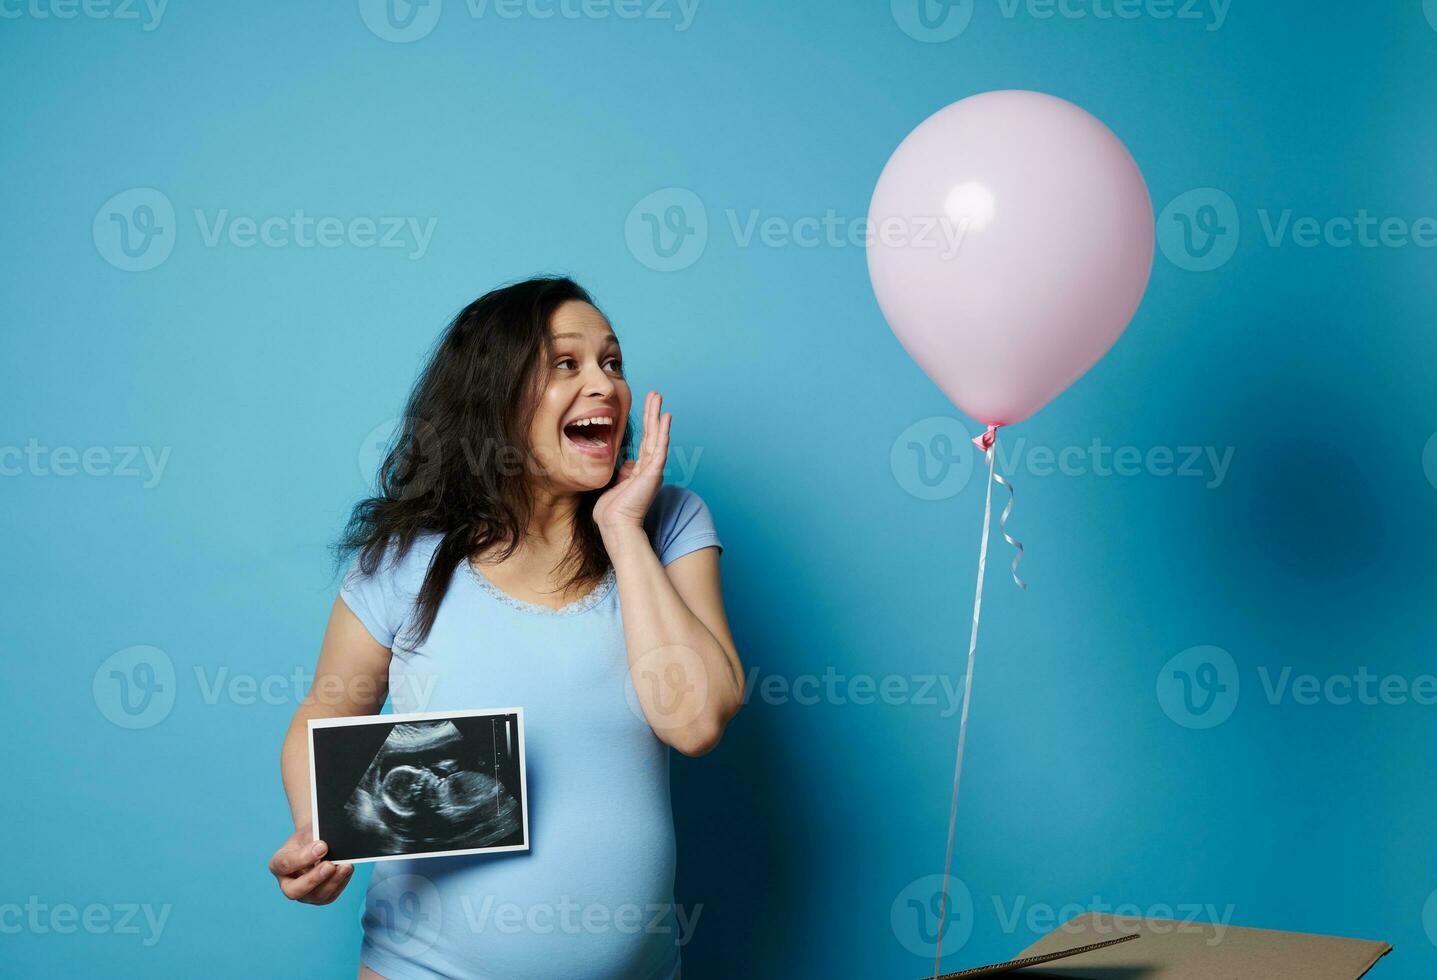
[867,90,1154,429]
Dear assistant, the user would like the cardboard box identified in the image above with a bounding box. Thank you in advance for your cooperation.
[927,912,1392,979]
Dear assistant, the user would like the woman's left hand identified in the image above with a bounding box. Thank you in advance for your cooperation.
[594,390,670,531]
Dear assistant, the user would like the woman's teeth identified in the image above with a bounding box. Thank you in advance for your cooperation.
[565,417,614,448]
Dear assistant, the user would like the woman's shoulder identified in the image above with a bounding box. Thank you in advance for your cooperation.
[344,531,445,590]
[338,531,448,650]
[643,484,722,565]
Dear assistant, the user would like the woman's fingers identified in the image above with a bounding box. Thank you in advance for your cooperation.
[269,824,352,906]
[655,412,671,469]
[280,859,339,901]
[301,862,354,905]
[270,837,326,878]
[643,409,670,477]
[632,391,653,460]
[644,392,659,451]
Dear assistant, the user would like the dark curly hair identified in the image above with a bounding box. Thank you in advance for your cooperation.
[337,276,633,645]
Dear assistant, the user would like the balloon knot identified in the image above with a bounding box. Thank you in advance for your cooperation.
[972,424,1000,452]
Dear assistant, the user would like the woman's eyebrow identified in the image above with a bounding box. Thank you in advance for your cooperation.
[551,331,618,344]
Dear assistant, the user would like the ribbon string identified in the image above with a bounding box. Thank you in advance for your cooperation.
[932,428,1024,978]
[971,424,1026,590]
[991,468,1026,591]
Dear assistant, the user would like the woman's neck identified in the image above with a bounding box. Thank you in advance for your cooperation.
[474,485,579,569]
[472,486,599,607]
[523,485,581,550]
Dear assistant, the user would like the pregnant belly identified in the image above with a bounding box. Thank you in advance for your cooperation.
[361,780,679,980]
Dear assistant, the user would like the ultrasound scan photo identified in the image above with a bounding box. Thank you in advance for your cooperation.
[309,709,528,863]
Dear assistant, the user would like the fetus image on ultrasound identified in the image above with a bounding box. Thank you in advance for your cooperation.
[311,711,527,862]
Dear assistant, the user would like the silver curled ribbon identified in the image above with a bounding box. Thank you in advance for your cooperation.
[931,424,1026,978]
[991,468,1026,591]
[970,424,1026,590]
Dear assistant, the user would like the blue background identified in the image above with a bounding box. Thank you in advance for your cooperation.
[4,0,1437,976]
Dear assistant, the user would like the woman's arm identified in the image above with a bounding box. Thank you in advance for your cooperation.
[596,391,744,756]
[269,597,393,904]
[605,530,742,755]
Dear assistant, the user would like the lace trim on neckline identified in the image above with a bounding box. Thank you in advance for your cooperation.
[464,563,616,616]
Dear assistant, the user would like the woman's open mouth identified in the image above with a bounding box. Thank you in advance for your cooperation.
[562,415,617,458]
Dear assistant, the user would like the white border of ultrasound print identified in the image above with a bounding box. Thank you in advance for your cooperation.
[308,706,529,865]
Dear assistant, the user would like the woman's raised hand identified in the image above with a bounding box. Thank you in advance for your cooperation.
[268,823,354,905]
[595,390,671,530]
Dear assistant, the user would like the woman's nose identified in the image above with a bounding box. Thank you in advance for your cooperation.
[582,362,616,397]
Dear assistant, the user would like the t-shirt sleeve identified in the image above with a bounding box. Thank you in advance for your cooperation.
[643,485,723,566]
[338,541,416,649]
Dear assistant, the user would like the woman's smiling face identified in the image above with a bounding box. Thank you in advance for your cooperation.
[526,300,631,493]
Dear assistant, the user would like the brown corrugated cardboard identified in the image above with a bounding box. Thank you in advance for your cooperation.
[924,932,1141,978]
[1011,912,1392,978]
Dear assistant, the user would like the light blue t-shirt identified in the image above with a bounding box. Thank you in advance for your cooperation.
[338,485,721,980]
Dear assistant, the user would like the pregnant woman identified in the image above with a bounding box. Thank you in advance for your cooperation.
[267,276,744,979]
